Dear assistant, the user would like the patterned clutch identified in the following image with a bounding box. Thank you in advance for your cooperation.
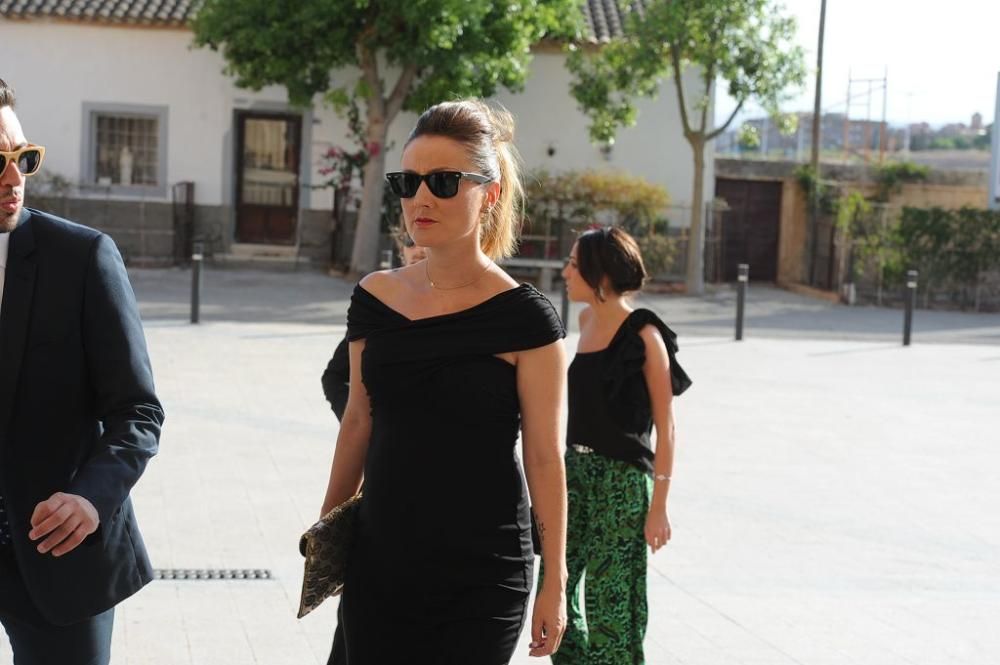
[297,493,362,618]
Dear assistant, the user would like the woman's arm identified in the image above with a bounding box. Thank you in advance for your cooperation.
[518,340,568,657]
[320,338,372,516]
[639,324,676,553]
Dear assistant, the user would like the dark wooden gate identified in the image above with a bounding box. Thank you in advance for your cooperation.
[714,178,782,282]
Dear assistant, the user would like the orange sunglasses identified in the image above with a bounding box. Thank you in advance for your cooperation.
[0,144,45,176]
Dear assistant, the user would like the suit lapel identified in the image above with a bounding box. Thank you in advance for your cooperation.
[0,209,38,443]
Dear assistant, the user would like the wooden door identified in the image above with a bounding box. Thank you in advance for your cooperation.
[714,178,782,282]
[235,112,301,245]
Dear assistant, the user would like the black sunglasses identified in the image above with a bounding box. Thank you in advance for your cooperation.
[0,145,45,176]
[385,171,492,199]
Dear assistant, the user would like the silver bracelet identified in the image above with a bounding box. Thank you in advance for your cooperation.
[654,474,671,482]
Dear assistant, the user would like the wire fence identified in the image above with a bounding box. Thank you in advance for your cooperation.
[825,203,1000,312]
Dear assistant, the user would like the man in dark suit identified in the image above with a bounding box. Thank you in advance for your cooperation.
[0,78,164,664]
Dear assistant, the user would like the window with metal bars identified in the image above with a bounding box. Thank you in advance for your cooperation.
[94,114,159,186]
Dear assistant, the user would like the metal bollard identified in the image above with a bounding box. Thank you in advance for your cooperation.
[735,263,749,341]
[903,269,917,346]
[379,249,394,270]
[190,243,203,324]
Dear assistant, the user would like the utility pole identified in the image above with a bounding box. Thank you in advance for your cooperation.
[810,0,827,176]
[991,73,1000,211]
[880,67,888,163]
[807,0,828,285]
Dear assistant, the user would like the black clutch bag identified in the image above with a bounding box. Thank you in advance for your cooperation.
[297,493,362,618]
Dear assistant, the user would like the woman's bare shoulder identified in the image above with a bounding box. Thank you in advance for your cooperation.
[359,263,422,300]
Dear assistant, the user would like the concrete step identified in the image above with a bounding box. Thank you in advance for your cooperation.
[212,244,315,271]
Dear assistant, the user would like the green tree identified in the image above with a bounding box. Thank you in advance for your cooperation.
[930,136,956,150]
[566,0,805,293]
[737,123,760,151]
[973,124,992,151]
[192,0,583,273]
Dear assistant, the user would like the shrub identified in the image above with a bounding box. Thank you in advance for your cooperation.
[523,170,675,274]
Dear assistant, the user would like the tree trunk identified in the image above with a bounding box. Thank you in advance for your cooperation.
[349,121,388,275]
[685,137,706,294]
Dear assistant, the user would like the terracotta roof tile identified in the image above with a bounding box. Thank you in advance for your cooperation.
[0,0,198,25]
[584,0,645,43]
[0,0,642,39]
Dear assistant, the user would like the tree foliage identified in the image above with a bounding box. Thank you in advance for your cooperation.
[872,161,929,202]
[794,164,839,215]
[837,201,1000,308]
[565,0,805,292]
[193,0,581,110]
[567,0,805,145]
[192,0,584,272]
[737,123,760,150]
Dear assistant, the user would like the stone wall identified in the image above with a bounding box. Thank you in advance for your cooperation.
[716,157,989,190]
[715,158,992,291]
[25,193,336,268]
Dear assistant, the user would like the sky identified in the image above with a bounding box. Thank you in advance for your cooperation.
[714,0,1000,130]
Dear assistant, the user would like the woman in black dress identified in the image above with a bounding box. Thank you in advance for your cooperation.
[320,99,568,664]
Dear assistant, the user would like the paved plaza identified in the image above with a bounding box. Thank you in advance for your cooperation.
[3,266,998,664]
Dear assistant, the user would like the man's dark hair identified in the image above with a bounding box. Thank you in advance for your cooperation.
[0,78,15,108]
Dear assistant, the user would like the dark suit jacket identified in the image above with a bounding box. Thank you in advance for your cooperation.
[0,208,164,626]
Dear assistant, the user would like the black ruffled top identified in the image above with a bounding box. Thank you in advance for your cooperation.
[566,308,691,473]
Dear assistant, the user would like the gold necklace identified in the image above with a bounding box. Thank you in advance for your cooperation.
[425,260,493,290]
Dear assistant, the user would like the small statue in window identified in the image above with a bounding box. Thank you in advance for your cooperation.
[119,145,133,185]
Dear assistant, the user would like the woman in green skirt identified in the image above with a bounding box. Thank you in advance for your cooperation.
[543,226,691,664]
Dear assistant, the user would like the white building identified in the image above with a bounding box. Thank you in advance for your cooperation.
[1,0,713,266]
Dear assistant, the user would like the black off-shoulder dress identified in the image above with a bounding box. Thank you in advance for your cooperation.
[339,283,565,665]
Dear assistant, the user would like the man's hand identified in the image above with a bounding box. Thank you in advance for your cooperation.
[29,493,100,557]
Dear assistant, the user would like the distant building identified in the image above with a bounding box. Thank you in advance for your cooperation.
[718,112,889,159]
[939,123,970,138]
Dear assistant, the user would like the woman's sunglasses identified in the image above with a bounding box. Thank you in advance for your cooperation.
[0,145,45,176]
[385,171,491,199]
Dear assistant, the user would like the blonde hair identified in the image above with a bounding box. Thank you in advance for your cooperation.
[406,99,523,260]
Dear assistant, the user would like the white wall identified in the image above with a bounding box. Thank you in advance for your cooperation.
[3,21,347,209]
[497,52,713,217]
[2,21,713,222]
[6,22,236,204]
[380,52,714,221]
